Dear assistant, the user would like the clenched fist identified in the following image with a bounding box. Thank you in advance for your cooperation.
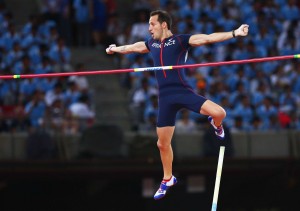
[234,24,249,37]
[106,44,116,54]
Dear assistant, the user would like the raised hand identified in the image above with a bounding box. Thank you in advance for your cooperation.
[235,24,249,37]
[106,44,116,54]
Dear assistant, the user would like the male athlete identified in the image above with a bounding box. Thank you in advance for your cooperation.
[106,10,249,200]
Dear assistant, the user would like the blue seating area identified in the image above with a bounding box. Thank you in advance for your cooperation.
[0,1,94,134]
[123,0,300,132]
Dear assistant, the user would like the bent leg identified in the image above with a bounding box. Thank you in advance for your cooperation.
[200,100,226,127]
[156,126,175,180]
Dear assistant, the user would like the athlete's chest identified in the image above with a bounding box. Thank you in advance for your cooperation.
[149,38,180,55]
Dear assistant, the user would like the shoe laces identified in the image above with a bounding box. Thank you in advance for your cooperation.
[159,182,168,191]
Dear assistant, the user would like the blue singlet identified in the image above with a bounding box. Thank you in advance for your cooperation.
[145,34,207,127]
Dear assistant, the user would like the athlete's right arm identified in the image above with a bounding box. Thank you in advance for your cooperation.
[106,41,149,54]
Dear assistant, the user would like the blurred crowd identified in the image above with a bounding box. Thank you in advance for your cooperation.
[108,0,300,133]
[0,0,96,134]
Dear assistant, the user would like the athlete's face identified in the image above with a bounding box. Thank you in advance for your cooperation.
[149,15,164,40]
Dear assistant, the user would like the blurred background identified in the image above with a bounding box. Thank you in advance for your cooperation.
[0,0,299,210]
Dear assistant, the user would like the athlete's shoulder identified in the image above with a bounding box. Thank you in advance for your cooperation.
[173,34,192,47]
[173,34,192,39]
[173,34,192,43]
[145,37,158,45]
[145,37,154,49]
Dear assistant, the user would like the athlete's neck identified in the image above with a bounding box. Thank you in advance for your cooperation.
[160,30,173,42]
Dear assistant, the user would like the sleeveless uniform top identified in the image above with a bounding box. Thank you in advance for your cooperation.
[145,34,195,95]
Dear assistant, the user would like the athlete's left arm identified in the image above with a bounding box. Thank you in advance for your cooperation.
[189,24,249,47]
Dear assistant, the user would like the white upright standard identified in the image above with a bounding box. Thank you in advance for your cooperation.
[211,146,225,211]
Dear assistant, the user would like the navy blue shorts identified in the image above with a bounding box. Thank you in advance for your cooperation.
[157,90,207,127]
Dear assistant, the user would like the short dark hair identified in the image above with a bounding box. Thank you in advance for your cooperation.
[150,10,172,30]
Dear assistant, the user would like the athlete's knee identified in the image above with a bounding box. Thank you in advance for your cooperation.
[211,106,226,119]
[201,100,226,119]
[157,139,170,151]
[218,107,226,119]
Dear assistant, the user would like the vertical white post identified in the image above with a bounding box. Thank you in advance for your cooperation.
[211,146,225,211]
